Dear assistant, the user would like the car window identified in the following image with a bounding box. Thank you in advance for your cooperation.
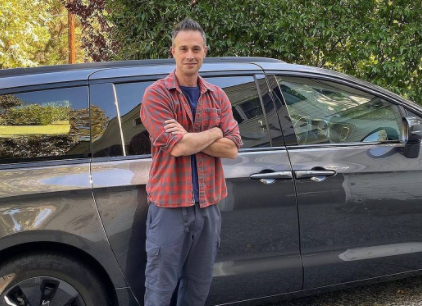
[98,76,275,156]
[205,76,271,148]
[90,84,125,158]
[114,81,154,156]
[255,76,284,147]
[272,76,403,145]
[406,109,422,118]
[0,87,90,164]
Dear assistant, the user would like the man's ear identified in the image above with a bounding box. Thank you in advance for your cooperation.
[170,46,175,57]
[204,46,208,58]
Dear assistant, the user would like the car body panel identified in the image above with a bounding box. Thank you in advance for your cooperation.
[0,161,128,289]
[207,150,302,305]
[288,142,422,288]
[0,70,93,91]
[91,150,303,305]
[115,287,141,306]
[263,68,422,290]
[91,157,150,302]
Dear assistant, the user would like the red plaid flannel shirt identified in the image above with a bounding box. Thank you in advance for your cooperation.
[140,71,243,208]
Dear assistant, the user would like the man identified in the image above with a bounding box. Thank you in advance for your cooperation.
[140,18,242,306]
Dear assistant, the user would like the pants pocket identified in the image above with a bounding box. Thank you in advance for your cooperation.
[146,238,183,290]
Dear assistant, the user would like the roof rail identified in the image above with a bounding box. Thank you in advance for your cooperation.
[0,57,284,79]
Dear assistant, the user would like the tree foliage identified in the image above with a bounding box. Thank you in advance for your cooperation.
[105,0,422,104]
[0,0,53,67]
[0,0,87,68]
[64,0,116,61]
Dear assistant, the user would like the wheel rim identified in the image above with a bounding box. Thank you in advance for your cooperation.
[2,276,86,306]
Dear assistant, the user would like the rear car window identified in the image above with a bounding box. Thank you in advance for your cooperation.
[0,87,90,164]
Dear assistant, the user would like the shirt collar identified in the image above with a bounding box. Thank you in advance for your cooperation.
[165,70,213,94]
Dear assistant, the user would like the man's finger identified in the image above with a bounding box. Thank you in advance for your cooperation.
[166,126,184,132]
[164,123,178,129]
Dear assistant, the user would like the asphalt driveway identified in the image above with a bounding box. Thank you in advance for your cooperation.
[263,275,422,306]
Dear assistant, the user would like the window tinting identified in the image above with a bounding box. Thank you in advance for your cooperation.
[90,84,124,158]
[273,76,403,145]
[407,110,422,118]
[205,76,271,148]
[0,87,90,164]
[115,82,154,156]
[102,77,273,156]
[255,76,284,147]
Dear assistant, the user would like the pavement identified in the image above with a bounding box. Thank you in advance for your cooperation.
[264,275,422,306]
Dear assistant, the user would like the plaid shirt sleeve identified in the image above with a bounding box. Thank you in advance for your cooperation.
[218,88,243,149]
[140,85,184,154]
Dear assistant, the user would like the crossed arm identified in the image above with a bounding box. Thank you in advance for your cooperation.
[164,119,238,159]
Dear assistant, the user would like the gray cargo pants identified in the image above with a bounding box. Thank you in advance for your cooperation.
[144,202,221,306]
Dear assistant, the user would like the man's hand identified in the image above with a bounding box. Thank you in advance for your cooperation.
[164,119,188,135]
[212,126,224,139]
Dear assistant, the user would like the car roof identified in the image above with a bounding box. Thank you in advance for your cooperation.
[0,57,281,90]
[0,57,285,78]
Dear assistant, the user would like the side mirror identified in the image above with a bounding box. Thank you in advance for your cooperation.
[403,117,422,158]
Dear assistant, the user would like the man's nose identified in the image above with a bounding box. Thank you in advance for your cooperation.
[186,49,194,59]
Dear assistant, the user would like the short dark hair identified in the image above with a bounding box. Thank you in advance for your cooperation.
[171,18,207,47]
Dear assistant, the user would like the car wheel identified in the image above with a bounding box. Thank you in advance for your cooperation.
[0,252,110,306]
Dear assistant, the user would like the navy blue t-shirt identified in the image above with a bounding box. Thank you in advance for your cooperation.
[180,85,200,203]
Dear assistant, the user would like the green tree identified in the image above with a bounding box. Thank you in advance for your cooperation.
[106,0,422,104]
[0,0,53,67]
[64,0,116,61]
[0,0,87,68]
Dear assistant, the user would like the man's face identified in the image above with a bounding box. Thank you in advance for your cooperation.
[171,30,208,78]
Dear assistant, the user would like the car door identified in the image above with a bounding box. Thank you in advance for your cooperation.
[203,74,302,305]
[266,74,422,289]
[89,71,302,305]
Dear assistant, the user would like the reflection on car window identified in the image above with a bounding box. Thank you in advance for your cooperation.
[90,84,124,157]
[273,76,402,145]
[255,76,284,146]
[205,76,271,148]
[0,87,90,164]
[407,110,422,118]
[115,81,154,156]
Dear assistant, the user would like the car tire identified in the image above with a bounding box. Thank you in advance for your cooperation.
[0,252,110,306]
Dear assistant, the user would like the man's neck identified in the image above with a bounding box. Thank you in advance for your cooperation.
[175,70,198,87]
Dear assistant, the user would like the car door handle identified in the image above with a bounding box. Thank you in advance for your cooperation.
[250,171,293,185]
[294,170,336,182]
